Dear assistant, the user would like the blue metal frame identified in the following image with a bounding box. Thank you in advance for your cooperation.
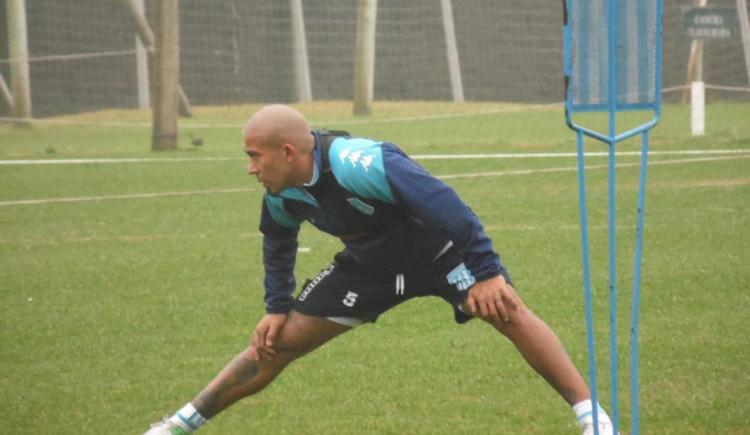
[563,0,663,434]
[571,102,658,112]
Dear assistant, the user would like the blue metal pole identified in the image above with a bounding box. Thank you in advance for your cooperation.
[630,130,649,435]
[607,141,619,435]
[575,129,600,435]
[607,0,620,432]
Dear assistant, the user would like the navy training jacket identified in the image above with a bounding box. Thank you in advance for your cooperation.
[259,131,502,314]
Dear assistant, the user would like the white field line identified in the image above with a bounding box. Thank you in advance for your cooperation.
[415,149,750,160]
[439,154,750,180]
[1,148,748,166]
[0,156,240,165]
[0,187,255,207]
[0,117,153,127]
[1,154,747,208]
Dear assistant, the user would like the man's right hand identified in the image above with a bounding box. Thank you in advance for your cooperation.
[249,313,287,361]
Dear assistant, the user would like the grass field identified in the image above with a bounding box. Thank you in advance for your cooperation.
[1,102,749,434]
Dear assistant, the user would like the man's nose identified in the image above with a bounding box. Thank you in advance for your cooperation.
[247,161,257,175]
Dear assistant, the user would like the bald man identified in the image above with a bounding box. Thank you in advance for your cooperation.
[145,105,615,435]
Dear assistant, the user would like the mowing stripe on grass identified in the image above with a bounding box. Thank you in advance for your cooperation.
[0,149,748,165]
[1,154,747,207]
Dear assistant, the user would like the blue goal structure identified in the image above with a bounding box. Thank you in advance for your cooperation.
[563,0,663,434]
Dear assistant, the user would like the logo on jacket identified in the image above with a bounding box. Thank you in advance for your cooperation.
[339,148,375,172]
[447,263,476,291]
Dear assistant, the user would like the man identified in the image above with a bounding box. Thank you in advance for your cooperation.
[145,105,614,435]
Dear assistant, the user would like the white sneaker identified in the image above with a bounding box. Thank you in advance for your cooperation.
[581,420,616,435]
[143,418,192,435]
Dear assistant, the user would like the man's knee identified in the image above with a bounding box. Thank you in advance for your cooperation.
[242,345,302,372]
[489,305,536,334]
[243,311,350,372]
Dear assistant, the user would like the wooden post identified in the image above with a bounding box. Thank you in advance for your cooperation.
[122,0,192,116]
[441,0,464,102]
[152,0,179,151]
[353,0,377,115]
[290,0,312,103]
[6,0,32,124]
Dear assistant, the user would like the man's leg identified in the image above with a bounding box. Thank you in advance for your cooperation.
[195,310,350,417]
[147,310,351,433]
[462,286,589,406]
[491,306,589,405]
[463,285,615,434]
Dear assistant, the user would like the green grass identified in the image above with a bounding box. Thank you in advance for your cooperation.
[1,102,749,434]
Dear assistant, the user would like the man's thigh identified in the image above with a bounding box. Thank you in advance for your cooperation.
[274,310,352,356]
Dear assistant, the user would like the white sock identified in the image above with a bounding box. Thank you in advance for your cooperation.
[572,399,612,426]
[169,403,207,432]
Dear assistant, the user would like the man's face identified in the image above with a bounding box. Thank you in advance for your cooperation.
[244,136,291,195]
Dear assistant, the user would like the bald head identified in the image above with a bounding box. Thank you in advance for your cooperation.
[243,104,313,154]
[243,105,317,193]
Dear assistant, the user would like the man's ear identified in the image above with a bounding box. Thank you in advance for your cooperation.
[282,143,296,162]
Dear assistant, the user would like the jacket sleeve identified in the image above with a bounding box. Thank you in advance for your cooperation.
[381,144,502,282]
[259,195,302,314]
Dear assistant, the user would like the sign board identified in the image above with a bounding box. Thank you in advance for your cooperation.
[684,7,737,39]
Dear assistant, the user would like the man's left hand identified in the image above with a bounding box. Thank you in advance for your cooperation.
[463,275,520,325]
[249,313,287,361]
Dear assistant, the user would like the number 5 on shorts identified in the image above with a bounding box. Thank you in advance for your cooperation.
[342,291,359,307]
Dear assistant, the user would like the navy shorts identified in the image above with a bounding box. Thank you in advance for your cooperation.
[292,249,512,324]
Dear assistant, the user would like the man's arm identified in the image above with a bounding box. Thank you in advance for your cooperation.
[259,195,302,314]
[380,145,520,324]
[380,144,501,281]
[255,196,302,357]
[262,234,298,313]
